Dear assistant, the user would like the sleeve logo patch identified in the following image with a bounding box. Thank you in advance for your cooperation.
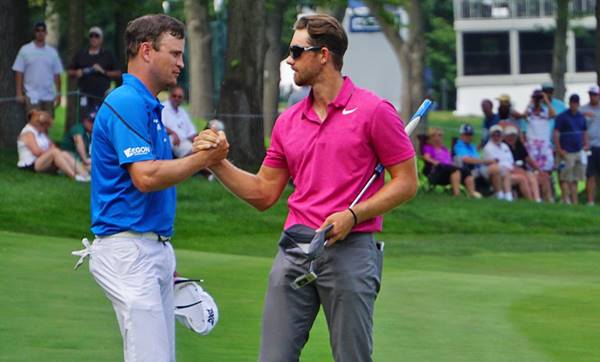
[123,146,151,158]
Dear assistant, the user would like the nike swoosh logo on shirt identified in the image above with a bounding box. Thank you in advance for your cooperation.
[342,107,358,115]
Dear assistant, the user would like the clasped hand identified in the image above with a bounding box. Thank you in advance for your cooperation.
[192,127,229,164]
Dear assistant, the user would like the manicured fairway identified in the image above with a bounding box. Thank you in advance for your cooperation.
[1,230,598,361]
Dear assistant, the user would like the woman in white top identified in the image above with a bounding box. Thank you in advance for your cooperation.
[17,110,89,181]
[523,89,556,172]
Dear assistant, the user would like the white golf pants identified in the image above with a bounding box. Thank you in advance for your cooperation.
[89,233,177,362]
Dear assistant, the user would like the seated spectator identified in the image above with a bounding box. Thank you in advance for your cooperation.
[503,125,551,202]
[61,108,96,172]
[17,110,90,181]
[422,128,481,198]
[162,85,197,158]
[453,124,503,199]
[483,125,532,201]
[554,94,589,205]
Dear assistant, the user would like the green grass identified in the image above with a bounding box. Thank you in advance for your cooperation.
[1,142,600,361]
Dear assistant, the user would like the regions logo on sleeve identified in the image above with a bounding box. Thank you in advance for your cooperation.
[123,146,151,158]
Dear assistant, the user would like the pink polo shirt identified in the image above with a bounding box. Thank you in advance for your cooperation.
[263,77,415,232]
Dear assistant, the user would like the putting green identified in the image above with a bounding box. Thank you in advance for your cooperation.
[1,231,598,361]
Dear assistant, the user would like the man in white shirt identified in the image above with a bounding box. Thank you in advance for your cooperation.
[161,86,198,158]
[12,21,64,117]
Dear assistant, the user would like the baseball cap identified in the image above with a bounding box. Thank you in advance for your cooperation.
[33,21,47,31]
[459,124,474,135]
[589,85,600,95]
[496,94,511,103]
[532,89,544,97]
[89,26,103,38]
[541,81,554,91]
[503,125,519,136]
[489,125,503,134]
[569,94,580,103]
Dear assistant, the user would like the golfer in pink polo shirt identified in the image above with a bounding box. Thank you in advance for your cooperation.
[195,14,417,362]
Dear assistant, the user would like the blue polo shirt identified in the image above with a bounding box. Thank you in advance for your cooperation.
[91,74,175,236]
[555,109,587,153]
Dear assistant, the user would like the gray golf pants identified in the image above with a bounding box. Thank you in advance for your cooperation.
[259,232,383,362]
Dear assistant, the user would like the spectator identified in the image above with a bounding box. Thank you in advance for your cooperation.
[496,94,524,130]
[541,81,567,134]
[554,94,589,205]
[68,26,121,111]
[523,89,556,173]
[61,108,96,171]
[17,110,90,181]
[453,123,503,199]
[161,86,198,158]
[12,21,63,118]
[480,99,499,145]
[504,125,551,202]
[582,85,600,205]
[422,127,481,198]
[482,125,531,201]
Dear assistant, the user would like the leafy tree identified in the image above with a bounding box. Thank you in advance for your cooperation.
[0,0,29,150]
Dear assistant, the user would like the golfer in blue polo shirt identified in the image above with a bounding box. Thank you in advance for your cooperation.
[81,15,227,362]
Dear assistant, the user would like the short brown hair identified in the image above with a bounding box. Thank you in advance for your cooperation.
[294,14,348,71]
[125,14,185,60]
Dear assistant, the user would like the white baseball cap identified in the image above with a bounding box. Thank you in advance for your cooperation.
[503,125,519,136]
[589,85,600,95]
[174,278,219,335]
[489,125,503,134]
[89,26,103,38]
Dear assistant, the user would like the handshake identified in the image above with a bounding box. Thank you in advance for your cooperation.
[192,127,229,167]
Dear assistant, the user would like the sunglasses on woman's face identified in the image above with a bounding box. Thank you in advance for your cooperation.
[289,45,323,60]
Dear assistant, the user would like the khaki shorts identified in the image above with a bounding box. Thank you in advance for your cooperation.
[559,152,586,182]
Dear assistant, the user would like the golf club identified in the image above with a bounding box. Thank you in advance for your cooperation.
[291,99,433,289]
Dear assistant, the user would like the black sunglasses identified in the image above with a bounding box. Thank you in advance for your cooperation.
[89,33,101,38]
[289,45,322,60]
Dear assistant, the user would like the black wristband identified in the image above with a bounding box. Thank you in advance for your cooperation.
[348,208,358,226]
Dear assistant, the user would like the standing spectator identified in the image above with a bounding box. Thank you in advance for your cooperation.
[12,21,63,117]
[496,94,524,130]
[453,124,503,199]
[582,85,600,205]
[61,108,96,171]
[482,125,531,201]
[422,128,481,198]
[17,110,89,181]
[480,99,499,145]
[504,125,551,202]
[68,27,121,111]
[161,86,198,158]
[523,89,556,173]
[554,94,589,205]
[541,82,567,138]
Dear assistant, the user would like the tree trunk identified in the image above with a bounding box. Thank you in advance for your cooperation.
[0,0,28,150]
[263,0,288,137]
[551,0,568,101]
[218,0,266,172]
[408,0,426,136]
[316,3,348,23]
[65,0,85,131]
[185,0,214,120]
[363,0,412,121]
[596,0,600,85]
[114,3,132,85]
